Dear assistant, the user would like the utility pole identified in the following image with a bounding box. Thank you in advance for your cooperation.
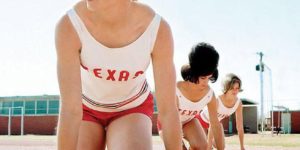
[264,64,274,135]
[256,52,264,133]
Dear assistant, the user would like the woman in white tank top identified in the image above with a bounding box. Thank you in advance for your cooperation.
[200,73,245,150]
[158,42,225,150]
[55,0,181,150]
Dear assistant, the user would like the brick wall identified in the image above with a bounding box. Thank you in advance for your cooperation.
[0,116,58,135]
[0,117,9,135]
[291,112,300,133]
[24,116,58,135]
[272,111,281,127]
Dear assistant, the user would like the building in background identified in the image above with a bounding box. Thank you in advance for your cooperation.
[0,95,59,135]
[222,98,258,134]
[272,109,300,134]
[1,95,260,135]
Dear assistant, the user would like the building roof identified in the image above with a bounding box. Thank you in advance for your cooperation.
[241,98,258,105]
[0,95,59,102]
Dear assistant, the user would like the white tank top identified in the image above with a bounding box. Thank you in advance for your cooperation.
[67,9,161,112]
[200,96,241,123]
[177,87,214,124]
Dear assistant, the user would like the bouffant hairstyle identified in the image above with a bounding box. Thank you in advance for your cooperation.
[181,42,219,84]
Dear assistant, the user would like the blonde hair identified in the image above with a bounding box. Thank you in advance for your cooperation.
[221,73,243,94]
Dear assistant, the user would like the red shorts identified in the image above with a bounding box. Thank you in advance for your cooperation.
[196,114,210,129]
[82,93,154,128]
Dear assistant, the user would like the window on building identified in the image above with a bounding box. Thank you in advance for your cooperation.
[13,101,24,115]
[48,100,59,114]
[3,101,12,107]
[37,101,47,114]
[0,102,12,115]
[25,101,35,115]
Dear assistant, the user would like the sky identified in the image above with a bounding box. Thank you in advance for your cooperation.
[0,0,299,111]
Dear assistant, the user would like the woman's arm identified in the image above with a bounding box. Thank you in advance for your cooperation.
[151,18,182,150]
[207,95,225,150]
[207,126,215,149]
[235,102,245,150]
[55,14,83,150]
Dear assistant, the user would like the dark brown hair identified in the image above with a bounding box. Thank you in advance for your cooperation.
[181,42,219,84]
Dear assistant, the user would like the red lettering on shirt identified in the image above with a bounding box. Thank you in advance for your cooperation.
[133,71,144,79]
[119,71,130,81]
[81,63,89,71]
[181,110,187,115]
[93,68,102,78]
[193,111,198,115]
[85,66,144,82]
[179,109,199,116]
[107,69,116,81]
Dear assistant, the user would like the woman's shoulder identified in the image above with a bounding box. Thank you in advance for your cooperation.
[56,1,83,29]
[55,14,75,38]
[133,2,170,26]
[133,2,163,26]
[176,81,187,89]
[215,94,224,104]
[176,81,190,96]
[133,1,156,16]
[55,8,81,53]
[217,94,224,100]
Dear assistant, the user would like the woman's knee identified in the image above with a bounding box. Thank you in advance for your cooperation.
[189,141,207,150]
[77,121,106,150]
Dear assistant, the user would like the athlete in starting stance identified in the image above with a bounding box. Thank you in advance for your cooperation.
[199,73,245,150]
[55,0,182,149]
[158,42,225,150]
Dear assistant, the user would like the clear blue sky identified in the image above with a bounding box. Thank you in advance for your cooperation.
[0,0,299,111]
